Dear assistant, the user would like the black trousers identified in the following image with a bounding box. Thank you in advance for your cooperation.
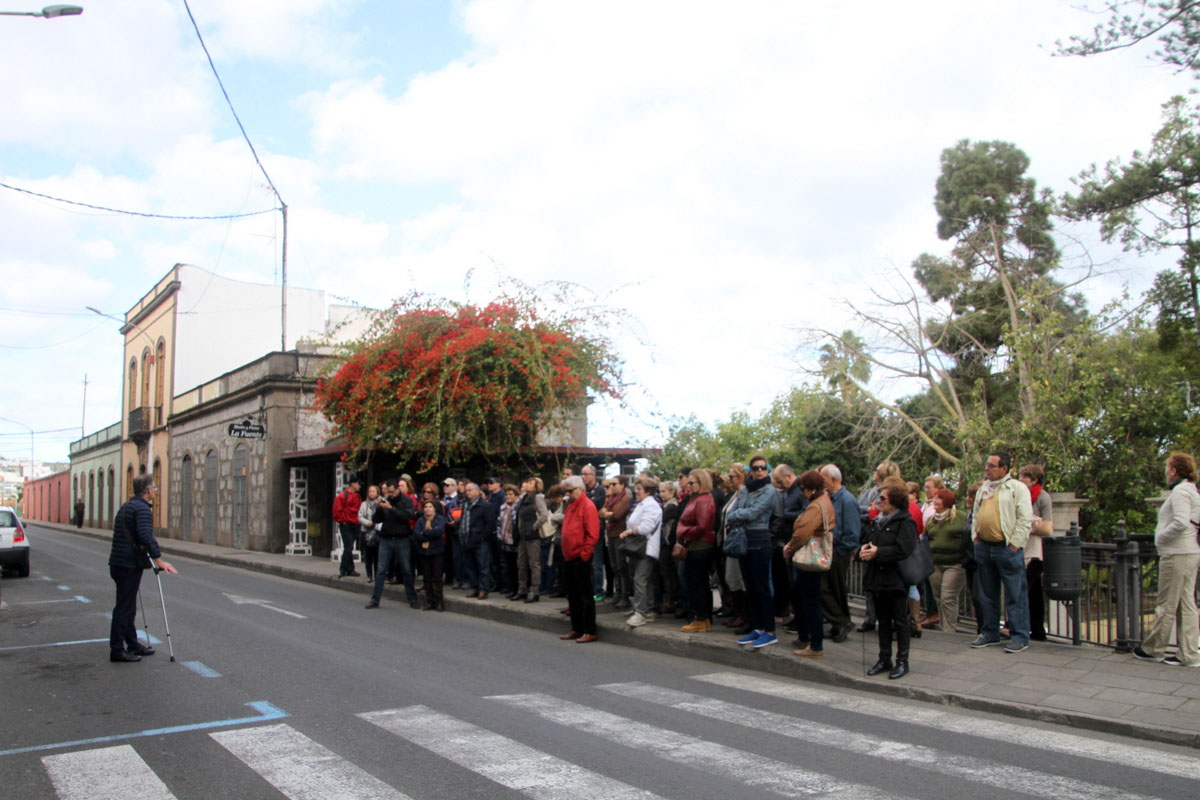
[564,557,597,635]
[421,553,444,608]
[873,589,911,663]
[819,549,852,628]
[109,564,144,654]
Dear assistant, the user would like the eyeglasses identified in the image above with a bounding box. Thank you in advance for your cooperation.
[750,465,767,472]
[985,462,1001,469]
[687,479,698,486]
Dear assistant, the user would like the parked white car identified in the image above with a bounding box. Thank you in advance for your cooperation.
[0,506,30,577]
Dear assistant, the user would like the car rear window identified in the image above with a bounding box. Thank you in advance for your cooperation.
[0,510,17,527]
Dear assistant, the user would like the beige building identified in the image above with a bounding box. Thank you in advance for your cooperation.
[117,263,347,533]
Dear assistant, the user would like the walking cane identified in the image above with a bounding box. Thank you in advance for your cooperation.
[138,588,151,648]
[150,564,176,662]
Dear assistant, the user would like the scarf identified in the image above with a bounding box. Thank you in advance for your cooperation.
[1029,484,1043,504]
[931,505,955,524]
[745,475,771,492]
[976,475,1010,503]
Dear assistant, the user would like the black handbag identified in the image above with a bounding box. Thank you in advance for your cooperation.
[619,533,647,557]
[898,539,935,586]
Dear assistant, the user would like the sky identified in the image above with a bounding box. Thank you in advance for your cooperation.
[0,0,1193,464]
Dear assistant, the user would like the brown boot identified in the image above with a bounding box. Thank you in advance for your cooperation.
[920,612,940,629]
[908,597,923,638]
[723,590,747,627]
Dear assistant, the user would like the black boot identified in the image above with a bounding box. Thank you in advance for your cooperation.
[888,661,910,680]
[866,658,893,676]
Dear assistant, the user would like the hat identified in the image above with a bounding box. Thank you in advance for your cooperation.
[443,477,457,486]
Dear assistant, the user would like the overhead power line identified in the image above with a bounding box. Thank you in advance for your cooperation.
[0,180,277,220]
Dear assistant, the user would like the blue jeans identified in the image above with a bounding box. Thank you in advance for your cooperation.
[974,541,1029,645]
[738,546,775,633]
[450,536,467,587]
[372,537,416,605]
[338,523,357,575]
[592,541,606,596]
[465,543,492,593]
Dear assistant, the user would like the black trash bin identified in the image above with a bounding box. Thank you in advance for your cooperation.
[1042,534,1082,602]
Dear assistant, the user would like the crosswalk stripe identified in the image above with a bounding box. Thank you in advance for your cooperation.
[210,723,410,800]
[359,705,662,799]
[42,744,176,800]
[692,672,1200,782]
[489,692,912,800]
[601,681,1158,800]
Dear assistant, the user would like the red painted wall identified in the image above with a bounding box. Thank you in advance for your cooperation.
[22,470,71,524]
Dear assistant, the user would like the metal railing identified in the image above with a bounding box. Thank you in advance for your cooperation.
[128,406,151,436]
[848,522,1197,651]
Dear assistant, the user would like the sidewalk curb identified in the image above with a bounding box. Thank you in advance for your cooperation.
[40,522,1200,749]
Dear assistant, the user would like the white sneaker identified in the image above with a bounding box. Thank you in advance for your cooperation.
[626,612,647,627]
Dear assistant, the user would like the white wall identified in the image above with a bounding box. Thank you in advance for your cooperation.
[173,265,327,395]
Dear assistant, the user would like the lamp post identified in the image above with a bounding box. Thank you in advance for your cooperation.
[0,416,35,481]
[0,5,83,17]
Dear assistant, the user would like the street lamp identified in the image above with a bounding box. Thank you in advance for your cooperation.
[0,5,83,17]
[0,416,35,481]
[86,306,155,361]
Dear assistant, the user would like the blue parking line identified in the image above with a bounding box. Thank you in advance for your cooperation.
[0,701,289,757]
[74,595,90,604]
[57,585,70,591]
[0,632,161,652]
[182,661,222,678]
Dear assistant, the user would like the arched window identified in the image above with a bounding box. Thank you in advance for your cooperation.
[204,449,218,545]
[232,445,248,549]
[107,467,115,527]
[181,455,193,541]
[128,358,137,413]
[140,347,151,409]
[152,458,162,529]
[96,470,104,528]
[155,338,166,425]
[88,471,95,527]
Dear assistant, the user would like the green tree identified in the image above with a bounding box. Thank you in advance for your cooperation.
[1066,95,1200,348]
[1057,1,1200,74]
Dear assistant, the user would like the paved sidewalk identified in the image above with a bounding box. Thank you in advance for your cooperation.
[38,522,1200,748]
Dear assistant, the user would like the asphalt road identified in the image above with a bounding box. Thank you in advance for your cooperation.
[3,524,1198,800]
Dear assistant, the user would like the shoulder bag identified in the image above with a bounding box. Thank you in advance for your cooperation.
[898,537,935,586]
[792,499,834,572]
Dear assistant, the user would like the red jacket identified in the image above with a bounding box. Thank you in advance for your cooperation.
[676,491,716,545]
[562,495,600,561]
[333,489,361,525]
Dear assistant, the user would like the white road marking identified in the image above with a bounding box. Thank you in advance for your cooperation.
[222,592,307,618]
[692,672,1200,782]
[210,723,407,800]
[360,705,661,800]
[42,744,176,800]
[490,692,912,800]
[602,682,1158,800]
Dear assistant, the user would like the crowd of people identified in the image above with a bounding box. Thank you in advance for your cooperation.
[327,450,1200,676]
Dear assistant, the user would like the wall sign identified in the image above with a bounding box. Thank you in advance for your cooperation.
[228,419,266,439]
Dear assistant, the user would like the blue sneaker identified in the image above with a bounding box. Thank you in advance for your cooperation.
[737,630,763,645]
[752,632,778,649]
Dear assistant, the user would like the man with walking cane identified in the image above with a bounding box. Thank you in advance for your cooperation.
[109,475,176,663]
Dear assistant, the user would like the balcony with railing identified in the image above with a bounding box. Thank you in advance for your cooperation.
[128,406,152,441]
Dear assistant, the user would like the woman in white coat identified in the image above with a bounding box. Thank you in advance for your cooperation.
[1134,452,1200,667]
[622,476,663,627]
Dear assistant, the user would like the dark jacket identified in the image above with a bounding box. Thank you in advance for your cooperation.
[770,482,808,544]
[374,493,416,538]
[414,514,446,556]
[863,507,918,594]
[109,496,161,569]
[461,496,499,549]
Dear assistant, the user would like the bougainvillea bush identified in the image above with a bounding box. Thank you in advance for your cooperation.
[314,292,623,467]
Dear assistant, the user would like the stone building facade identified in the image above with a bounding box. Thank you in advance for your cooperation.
[168,350,330,552]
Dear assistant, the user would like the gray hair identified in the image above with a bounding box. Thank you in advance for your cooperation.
[820,464,843,482]
[563,476,585,491]
[133,474,156,496]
